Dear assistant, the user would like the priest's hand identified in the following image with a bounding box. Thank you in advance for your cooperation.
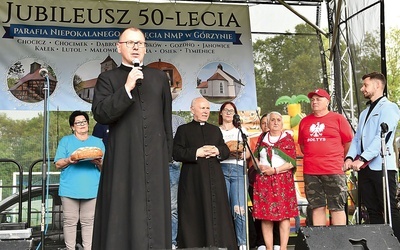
[125,66,143,92]
[196,147,208,158]
[196,145,219,158]
[204,145,219,158]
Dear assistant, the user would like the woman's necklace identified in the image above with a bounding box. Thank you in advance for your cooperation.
[267,132,282,145]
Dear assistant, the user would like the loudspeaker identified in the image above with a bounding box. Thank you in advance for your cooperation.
[170,248,227,250]
[295,224,400,250]
[166,248,227,250]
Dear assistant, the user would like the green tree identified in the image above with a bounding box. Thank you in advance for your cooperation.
[7,61,25,88]
[253,23,325,115]
[0,111,96,173]
[0,114,28,195]
[7,61,24,78]
[346,30,385,115]
[386,28,400,104]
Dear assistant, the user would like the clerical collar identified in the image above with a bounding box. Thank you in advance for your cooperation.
[193,120,206,126]
[122,62,143,68]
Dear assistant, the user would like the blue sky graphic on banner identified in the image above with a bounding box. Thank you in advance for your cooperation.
[0,0,257,111]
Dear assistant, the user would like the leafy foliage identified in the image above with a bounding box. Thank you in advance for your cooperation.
[7,61,24,78]
[0,111,96,197]
[386,28,400,105]
[253,24,324,115]
[7,61,25,88]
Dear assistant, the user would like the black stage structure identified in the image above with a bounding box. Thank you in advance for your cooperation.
[184,0,389,230]
[176,0,387,125]
[184,0,389,226]
[170,0,393,249]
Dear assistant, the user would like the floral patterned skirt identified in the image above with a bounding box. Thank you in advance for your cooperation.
[252,171,299,221]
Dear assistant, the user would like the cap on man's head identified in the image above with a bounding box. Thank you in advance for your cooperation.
[307,88,331,101]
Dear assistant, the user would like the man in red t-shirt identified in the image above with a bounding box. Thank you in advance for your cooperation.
[298,88,353,226]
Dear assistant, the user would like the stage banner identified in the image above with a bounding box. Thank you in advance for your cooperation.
[0,0,257,111]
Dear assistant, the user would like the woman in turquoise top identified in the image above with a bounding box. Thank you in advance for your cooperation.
[54,111,105,250]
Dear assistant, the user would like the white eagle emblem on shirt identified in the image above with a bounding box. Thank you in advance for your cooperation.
[310,122,325,137]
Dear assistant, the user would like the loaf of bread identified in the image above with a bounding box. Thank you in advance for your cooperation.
[225,140,244,153]
[71,147,103,161]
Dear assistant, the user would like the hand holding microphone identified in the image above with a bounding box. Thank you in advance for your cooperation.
[132,58,143,85]
[126,58,143,91]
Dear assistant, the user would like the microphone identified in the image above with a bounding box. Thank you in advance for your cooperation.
[132,58,142,85]
[233,114,241,128]
[39,68,48,78]
[133,58,140,67]
[381,122,388,133]
[380,122,388,138]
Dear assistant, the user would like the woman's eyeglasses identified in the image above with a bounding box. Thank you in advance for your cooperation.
[222,109,235,115]
[74,120,88,126]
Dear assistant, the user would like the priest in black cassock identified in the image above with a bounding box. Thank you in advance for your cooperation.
[173,97,237,250]
[91,27,173,249]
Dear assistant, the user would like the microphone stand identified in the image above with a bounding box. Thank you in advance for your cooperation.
[380,126,391,226]
[40,72,50,250]
[236,122,259,250]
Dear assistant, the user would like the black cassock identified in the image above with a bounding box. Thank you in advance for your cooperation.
[173,120,237,250]
[91,64,173,249]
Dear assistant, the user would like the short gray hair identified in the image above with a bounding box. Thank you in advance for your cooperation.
[266,111,282,124]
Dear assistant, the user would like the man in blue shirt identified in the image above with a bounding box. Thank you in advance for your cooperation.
[344,72,400,241]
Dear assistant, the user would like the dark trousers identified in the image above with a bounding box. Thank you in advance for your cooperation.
[358,166,400,241]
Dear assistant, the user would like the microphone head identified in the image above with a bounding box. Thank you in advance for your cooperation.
[39,68,48,78]
[380,122,389,133]
[132,58,140,67]
[132,58,142,85]
[233,114,241,128]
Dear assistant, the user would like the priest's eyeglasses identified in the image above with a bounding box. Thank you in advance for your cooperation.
[74,120,88,126]
[119,40,146,48]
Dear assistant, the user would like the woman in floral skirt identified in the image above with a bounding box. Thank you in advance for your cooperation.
[252,112,298,250]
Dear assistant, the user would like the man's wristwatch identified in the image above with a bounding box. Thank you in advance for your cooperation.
[359,156,368,163]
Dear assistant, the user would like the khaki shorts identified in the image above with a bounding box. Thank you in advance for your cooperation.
[304,174,348,211]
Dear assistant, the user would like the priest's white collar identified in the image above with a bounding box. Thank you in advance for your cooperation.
[122,62,143,68]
